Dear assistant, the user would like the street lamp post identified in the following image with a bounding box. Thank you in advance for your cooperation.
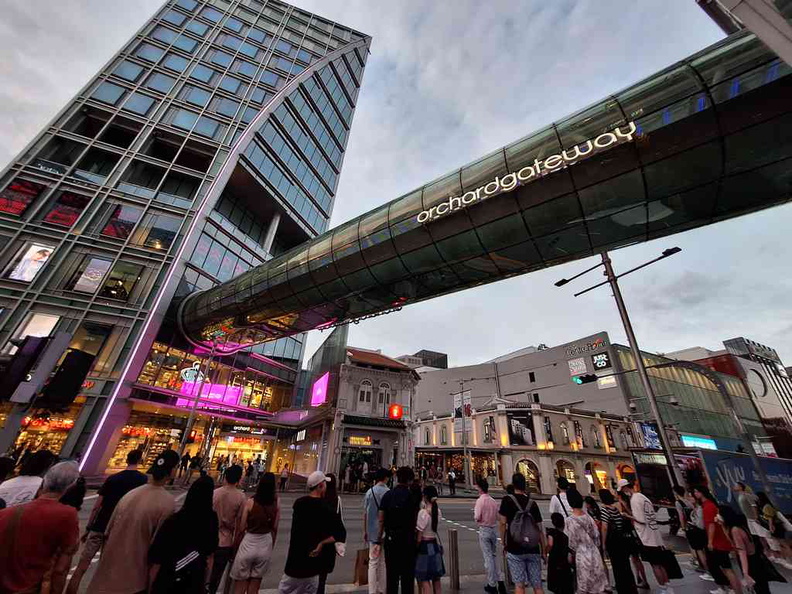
[555,249,685,486]
[178,338,219,457]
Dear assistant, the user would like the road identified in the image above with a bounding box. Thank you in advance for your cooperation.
[69,489,792,593]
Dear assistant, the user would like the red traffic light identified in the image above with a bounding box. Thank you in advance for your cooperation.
[388,404,403,419]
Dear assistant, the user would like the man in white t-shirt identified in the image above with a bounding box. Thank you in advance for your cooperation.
[548,477,571,518]
[619,479,672,594]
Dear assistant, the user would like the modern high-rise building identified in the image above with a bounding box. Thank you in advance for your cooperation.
[0,0,370,475]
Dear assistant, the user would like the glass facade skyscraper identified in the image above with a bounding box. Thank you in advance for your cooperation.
[0,0,370,474]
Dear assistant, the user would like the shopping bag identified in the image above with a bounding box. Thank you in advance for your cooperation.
[354,548,369,586]
[661,549,683,580]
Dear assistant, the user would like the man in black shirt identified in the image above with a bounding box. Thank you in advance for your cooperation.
[65,449,147,594]
[178,452,190,478]
[498,473,545,594]
[279,471,337,594]
[378,466,420,594]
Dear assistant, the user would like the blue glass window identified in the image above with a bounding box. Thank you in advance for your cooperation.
[152,26,178,45]
[174,35,198,53]
[172,109,199,131]
[234,60,257,78]
[182,85,210,106]
[224,17,244,32]
[195,116,220,138]
[112,61,144,82]
[135,43,164,63]
[163,53,189,72]
[124,93,156,115]
[250,87,271,104]
[176,0,197,11]
[269,56,292,73]
[239,42,259,59]
[201,7,222,22]
[241,106,258,124]
[189,64,215,84]
[296,49,313,64]
[259,70,282,88]
[214,98,240,118]
[219,76,242,94]
[162,10,186,27]
[209,50,232,67]
[92,82,126,105]
[275,39,293,55]
[247,28,268,44]
[186,20,209,36]
[145,72,176,93]
[221,34,242,51]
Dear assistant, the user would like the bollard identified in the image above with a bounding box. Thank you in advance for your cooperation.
[448,528,460,591]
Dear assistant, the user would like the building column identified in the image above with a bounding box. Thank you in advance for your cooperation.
[537,454,555,494]
[80,398,133,476]
[262,212,281,255]
[500,453,514,484]
[573,457,588,494]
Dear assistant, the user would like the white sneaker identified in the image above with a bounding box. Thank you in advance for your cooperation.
[709,588,727,594]
[700,573,715,581]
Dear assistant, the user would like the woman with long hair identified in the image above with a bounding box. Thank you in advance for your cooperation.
[599,489,637,594]
[231,472,280,594]
[565,488,607,594]
[415,485,445,594]
[617,489,649,589]
[317,473,346,594]
[692,485,742,594]
[148,474,219,593]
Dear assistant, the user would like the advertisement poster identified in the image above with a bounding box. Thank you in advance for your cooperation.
[507,411,535,446]
[700,450,792,514]
[453,390,471,432]
[6,243,54,282]
[72,258,112,293]
[641,422,662,450]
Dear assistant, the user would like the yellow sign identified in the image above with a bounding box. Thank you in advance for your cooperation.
[349,436,372,446]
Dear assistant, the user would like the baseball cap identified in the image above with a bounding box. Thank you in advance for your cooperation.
[617,478,632,491]
[306,470,331,489]
[148,449,180,479]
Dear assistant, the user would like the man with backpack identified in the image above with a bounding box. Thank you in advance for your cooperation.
[378,467,420,594]
[364,468,390,594]
[499,473,545,594]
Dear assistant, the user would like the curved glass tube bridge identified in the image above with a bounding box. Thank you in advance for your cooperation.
[180,32,792,352]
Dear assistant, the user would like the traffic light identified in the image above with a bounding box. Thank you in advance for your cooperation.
[38,349,95,410]
[572,374,598,385]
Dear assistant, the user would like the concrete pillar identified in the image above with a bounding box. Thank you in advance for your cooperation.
[537,454,555,494]
[500,453,514,483]
[574,458,588,494]
[262,212,282,255]
[79,399,133,476]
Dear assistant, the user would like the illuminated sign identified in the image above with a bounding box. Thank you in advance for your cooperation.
[681,435,718,450]
[591,352,611,370]
[567,337,607,357]
[568,357,587,376]
[176,382,240,407]
[296,429,306,442]
[417,123,637,224]
[349,435,372,446]
[640,422,662,450]
[310,372,330,407]
[388,403,403,419]
[180,361,205,383]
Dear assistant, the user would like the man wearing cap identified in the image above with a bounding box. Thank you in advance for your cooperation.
[618,479,672,594]
[279,470,337,594]
[88,449,179,594]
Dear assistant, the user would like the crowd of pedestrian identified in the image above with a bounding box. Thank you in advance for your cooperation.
[1,452,790,594]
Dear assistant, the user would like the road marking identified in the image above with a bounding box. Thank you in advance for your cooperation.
[84,494,99,500]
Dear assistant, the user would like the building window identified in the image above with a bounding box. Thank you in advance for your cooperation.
[544,417,554,443]
[162,9,186,27]
[99,261,143,301]
[0,179,47,216]
[219,75,242,95]
[3,313,60,354]
[560,422,570,445]
[92,82,126,106]
[181,85,211,107]
[359,380,372,403]
[378,382,390,405]
[113,60,145,82]
[186,20,208,36]
[440,425,448,445]
[424,428,431,445]
[145,72,176,94]
[619,431,630,450]
[136,213,181,250]
[605,425,616,449]
[123,92,157,116]
[43,191,91,227]
[574,421,585,448]
[135,43,164,63]
[189,63,215,83]
[101,204,143,239]
[164,53,189,72]
[483,416,494,444]
[173,35,198,54]
[529,371,536,383]
[532,393,539,403]
[591,426,601,448]
[201,6,222,22]
[4,242,54,283]
[67,256,113,293]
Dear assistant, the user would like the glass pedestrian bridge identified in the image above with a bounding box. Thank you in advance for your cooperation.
[180,31,792,352]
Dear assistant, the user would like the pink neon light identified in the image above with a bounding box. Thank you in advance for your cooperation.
[310,372,329,407]
[176,382,241,407]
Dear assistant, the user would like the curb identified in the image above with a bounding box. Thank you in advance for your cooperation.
[259,574,489,594]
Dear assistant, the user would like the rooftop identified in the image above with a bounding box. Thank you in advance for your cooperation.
[347,347,412,371]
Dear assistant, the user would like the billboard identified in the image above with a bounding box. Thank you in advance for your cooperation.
[310,372,330,407]
[5,243,54,282]
[507,411,535,446]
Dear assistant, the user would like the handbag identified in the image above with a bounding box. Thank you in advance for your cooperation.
[354,548,369,586]
[661,548,683,580]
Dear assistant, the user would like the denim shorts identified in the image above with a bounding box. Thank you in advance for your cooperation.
[506,552,542,588]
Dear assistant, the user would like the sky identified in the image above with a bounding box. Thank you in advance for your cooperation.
[1,0,791,367]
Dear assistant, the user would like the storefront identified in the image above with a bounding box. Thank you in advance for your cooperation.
[0,400,85,457]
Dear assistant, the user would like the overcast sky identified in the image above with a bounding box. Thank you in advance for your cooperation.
[1,0,791,366]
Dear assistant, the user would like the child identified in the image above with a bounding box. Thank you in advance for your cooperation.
[547,513,575,594]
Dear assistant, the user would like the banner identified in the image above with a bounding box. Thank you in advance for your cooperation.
[453,390,471,432]
[507,411,535,446]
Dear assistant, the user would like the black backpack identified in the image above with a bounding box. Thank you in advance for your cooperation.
[507,495,541,549]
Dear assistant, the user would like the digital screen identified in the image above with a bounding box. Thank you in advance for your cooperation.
[6,243,54,282]
[507,412,535,446]
[72,258,112,293]
[310,372,329,407]
[681,435,718,450]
